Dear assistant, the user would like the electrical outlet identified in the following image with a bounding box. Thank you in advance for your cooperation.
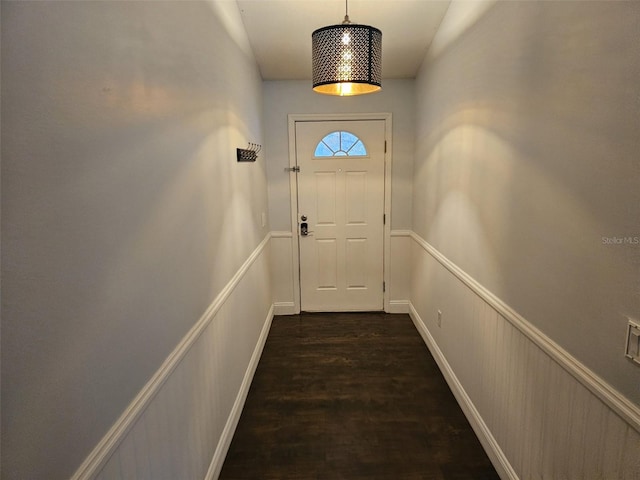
[437,310,442,327]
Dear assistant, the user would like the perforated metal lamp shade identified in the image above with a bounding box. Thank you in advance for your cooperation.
[312,24,382,96]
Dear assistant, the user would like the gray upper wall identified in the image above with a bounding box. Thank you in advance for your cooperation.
[1,2,267,478]
[413,1,640,404]
[263,79,415,232]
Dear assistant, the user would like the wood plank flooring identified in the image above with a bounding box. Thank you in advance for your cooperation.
[220,312,499,479]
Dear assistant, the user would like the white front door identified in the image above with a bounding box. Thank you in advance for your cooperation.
[295,120,385,311]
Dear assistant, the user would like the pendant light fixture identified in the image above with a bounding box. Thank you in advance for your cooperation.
[312,0,382,96]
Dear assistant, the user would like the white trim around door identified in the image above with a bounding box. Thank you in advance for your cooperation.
[287,113,393,314]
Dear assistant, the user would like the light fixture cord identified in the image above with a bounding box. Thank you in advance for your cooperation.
[343,0,351,24]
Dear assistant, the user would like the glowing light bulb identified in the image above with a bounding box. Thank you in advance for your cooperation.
[338,62,352,80]
[342,32,351,44]
[339,83,353,96]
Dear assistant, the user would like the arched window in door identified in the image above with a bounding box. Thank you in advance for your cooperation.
[314,131,368,157]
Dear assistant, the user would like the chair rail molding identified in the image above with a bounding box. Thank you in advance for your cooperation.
[71,234,273,480]
[409,231,640,431]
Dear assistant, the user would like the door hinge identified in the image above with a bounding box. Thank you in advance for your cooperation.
[383,214,386,225]
[285,166,300,173]
[384,140,387,153]
[383,281,386,293]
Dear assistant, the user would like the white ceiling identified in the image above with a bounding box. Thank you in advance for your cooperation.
[236,0,451,80]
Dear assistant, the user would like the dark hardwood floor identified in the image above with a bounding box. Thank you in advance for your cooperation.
[220,312,499,480]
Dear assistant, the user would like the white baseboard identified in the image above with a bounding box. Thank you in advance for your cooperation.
[205,304,275,480]
[273,301,297,315]
[409,302,518,480]
[387,299,410,314]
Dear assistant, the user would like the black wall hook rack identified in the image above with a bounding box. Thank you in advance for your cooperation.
[237,143,261,162]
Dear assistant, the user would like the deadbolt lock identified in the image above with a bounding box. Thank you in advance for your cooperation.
[299,214,313,236]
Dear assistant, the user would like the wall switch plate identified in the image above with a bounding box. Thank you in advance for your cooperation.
[261,212,267,227]
[437,310,442,327]
[625,320,640,365]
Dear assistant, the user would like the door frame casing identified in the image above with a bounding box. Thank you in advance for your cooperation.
[287,113,393,314]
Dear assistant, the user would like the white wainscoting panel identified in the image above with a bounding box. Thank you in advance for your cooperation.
[388,230,412,313]
[410,233,640,480]
[77,235,274,480]
[270,231,297,315]
[270,230,411,314]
